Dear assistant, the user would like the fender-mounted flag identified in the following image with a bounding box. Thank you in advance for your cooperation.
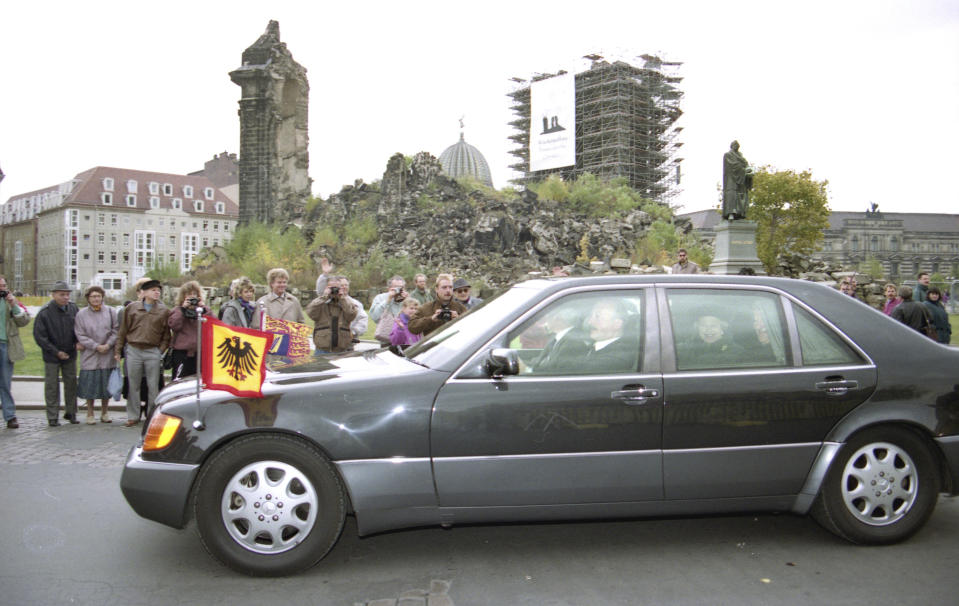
[201,317,274,398]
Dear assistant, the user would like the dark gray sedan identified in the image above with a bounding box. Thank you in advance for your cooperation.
[121,275,959,576]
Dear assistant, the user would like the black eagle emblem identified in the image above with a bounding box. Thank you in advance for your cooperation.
[216,336,260,381]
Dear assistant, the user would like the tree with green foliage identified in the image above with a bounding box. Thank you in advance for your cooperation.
[747,167,830,274]
[634,219,712,268]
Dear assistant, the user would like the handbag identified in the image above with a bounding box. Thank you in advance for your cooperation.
[108,368,123,401]
[162,348,174,370]
[920,307,938,340]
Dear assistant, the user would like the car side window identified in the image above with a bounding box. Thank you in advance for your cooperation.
[667,289,790,371]
[507,291,644,375]
[793,306,863,366]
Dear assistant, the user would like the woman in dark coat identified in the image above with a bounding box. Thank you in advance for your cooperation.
[922,287,952,344]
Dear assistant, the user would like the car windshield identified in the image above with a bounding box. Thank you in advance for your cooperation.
[404,285,542,368]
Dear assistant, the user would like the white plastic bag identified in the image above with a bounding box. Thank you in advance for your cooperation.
[108,368,123,401]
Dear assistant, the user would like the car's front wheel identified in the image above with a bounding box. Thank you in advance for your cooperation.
[812,426,939,544]
[193,434,346,576]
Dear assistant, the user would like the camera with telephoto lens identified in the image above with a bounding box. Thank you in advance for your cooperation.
[186,297,199,306]
[439,303,452,321]
[329,286,340,297]
[0,291,8,299]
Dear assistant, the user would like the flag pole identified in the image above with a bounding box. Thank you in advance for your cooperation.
[193,307,206,431]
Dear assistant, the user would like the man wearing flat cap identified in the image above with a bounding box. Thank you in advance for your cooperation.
[115,278,170,426]
[33,281,80,426]
[452,277,483,310]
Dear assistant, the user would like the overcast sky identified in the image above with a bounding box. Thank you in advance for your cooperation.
[1,0,957,215]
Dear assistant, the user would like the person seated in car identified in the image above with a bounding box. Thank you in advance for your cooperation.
[580,300,638,373]
[684,314,745,369]
[528,306,588,373]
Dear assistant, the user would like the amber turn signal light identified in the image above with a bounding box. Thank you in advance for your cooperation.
[143,413,182,451]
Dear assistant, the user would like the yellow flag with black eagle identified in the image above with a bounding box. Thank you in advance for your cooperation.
[201,317,274,398]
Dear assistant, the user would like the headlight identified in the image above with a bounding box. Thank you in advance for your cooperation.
[143,413,182,451]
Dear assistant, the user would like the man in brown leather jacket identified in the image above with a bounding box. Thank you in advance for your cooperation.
[305,276,357,354]
[408,274,468,336]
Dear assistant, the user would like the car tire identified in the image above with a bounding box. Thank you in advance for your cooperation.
[811,426,939,545]
[192,433,346,576]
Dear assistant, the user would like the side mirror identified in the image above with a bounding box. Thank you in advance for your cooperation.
[487,348,519,378]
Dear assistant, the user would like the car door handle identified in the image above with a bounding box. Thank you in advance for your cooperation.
[815,379,859,396]
[611,387,659,404]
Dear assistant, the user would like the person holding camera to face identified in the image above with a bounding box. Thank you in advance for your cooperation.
[167,281,208,381]
[306,276,358,354]
[369,275,409,346]
[408,273,467,336]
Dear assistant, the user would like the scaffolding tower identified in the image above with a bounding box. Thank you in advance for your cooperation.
[508,54,684,203]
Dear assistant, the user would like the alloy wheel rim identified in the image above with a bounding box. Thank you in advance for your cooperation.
[840,441,917,526]
[221,460,319,554]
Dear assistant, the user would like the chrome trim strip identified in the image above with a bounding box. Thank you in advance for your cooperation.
[431,450,659,462]
[446,373,662,384]
[662,365,874,379]
[336,456,430,465]
[665,442,821,455]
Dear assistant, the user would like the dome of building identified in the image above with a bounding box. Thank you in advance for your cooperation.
[439,132,493,188]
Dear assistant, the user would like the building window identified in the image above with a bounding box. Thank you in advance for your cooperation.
[126,194,137,207]
[169,253,176,263]
[149,182,159,195]
[172,198,182,210]
[123,252,130,263]
[98,233,105,245]
[850,236,859,251]
[163,183,173,196]
[126,180,138,193]
[183,185,193,198]
[215,201,225,214]
[204,187,214,200]
[123,233,130,246]
[83,234,90,241]
[194,200,204,212]
[111,233,118,244]
[870,236,879,252]
[224,223,230,232]
[202,237,209,247]
[213,221,219,232]
[169,235,176,246]
[134,230,156,269]
[890,237,899,252]
[181,232,199,272]
[102,178,114,191]
[149,196,160,209]
[110,252,118,264]
[203,220,209,230]
[98,251,105,262]
[83,254,89,260]
[97,214,105,226]
[101,192,114,205]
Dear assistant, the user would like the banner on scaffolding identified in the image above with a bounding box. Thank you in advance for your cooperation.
[529,72,575,172]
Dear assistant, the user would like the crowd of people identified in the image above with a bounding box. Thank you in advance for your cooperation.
[0,261,487,430]
[0,261,954,431]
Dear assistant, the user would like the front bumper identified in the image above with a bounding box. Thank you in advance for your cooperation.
[120,445,200,529]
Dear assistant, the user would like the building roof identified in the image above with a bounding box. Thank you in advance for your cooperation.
[679,208,959,235]
[3,166,239,221]
[826,211,959,233]
[439,133,493,188]
[678,208,722,230]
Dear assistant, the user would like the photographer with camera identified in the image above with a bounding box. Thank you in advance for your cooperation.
[408,273,467,336]
[315,259,368,346]
[167,281,208,381]
[369,275,408,346]
[306,276,358,354]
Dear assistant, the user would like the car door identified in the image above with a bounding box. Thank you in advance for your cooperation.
[660,286,877,500]
[430,286,664,508]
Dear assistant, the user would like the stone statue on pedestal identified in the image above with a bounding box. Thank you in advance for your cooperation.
[722,140,754,220]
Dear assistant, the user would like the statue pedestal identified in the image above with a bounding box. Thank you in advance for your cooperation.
[708,220,766,275]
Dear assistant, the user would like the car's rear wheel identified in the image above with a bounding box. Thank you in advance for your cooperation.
[812,426,939,544]
[193,434,345,576]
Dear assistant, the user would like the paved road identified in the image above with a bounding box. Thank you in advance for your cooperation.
[2,409,958,606]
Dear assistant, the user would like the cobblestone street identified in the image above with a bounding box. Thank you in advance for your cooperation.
[0,410,135,468]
